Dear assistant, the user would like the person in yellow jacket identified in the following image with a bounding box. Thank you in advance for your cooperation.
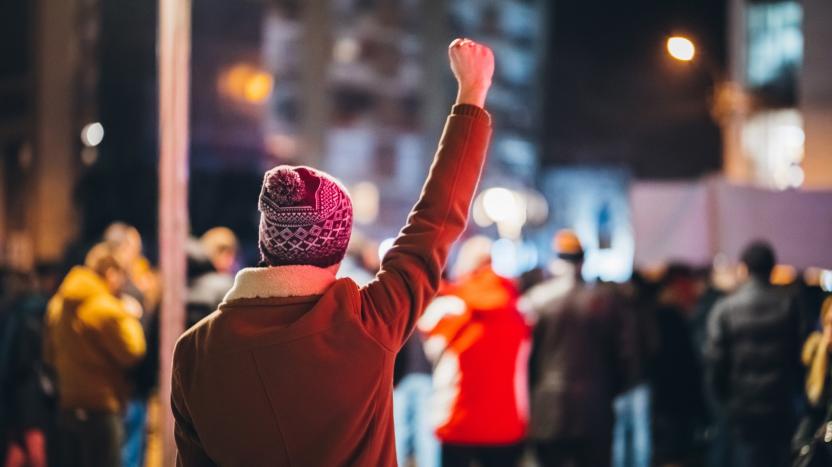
[44,243,146,467]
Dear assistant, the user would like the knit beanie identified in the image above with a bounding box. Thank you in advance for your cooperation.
[258,165,353,268]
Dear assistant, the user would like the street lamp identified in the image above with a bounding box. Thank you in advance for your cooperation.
[667,36,696,62]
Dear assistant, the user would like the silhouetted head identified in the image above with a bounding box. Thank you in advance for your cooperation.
[740,240,776,283]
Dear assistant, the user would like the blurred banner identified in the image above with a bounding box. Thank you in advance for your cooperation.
[632,177,832,269]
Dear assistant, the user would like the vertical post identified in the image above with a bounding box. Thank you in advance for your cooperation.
[32,0,79,263]
[300,0,329,167]
[421,0,449,144]
[158,0,190,465]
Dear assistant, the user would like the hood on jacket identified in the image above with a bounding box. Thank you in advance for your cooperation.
[448,265,517,312]
[58,266,112,303]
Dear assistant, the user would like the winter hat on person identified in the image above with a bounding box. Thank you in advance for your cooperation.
[553,229,584,262]
[258,165,353,268]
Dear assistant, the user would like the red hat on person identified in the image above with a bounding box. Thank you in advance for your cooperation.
[257,166,353,268]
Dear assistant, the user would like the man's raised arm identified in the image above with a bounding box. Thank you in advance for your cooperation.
[359,39,494,351]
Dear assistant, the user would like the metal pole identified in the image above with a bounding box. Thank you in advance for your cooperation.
[300,0,329,168]
[157,0,190,464]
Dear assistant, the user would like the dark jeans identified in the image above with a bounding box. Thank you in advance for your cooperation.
[536,438,612,467]
[56,410,123,467]
[441,442,524,467]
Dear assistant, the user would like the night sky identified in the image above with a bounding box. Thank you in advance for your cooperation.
[543,0,726,179]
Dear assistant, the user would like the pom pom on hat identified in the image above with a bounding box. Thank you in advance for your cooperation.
[264,167,306,206]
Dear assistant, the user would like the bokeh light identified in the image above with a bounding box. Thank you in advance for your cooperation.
[81,122,105,147]
[667,36,695,61]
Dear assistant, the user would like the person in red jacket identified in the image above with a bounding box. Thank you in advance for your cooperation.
[418,236,531,467]
[171,38,494,467]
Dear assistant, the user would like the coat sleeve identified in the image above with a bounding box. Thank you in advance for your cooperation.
[172,347,217,467]
[94,298,147,368]
[358,105,491,351]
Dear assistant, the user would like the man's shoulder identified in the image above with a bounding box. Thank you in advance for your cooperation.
[522,276,574,314]
[81,293,129,322]
[175,309,221,361]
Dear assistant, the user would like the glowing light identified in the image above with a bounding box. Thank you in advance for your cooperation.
[821,270,832,292]
[482,188,520,223]
[243,71,274,103]
[81,147,98,166]
[472,194,493,227]
[788,165,805,188]
[667,36,696,62]
[779,125,805,148]
[219,64,274,104]
[491,239,539,279]
[378,237,395,262]
[81,122,104,147]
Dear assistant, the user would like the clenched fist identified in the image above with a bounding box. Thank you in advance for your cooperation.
[449,38,494,108]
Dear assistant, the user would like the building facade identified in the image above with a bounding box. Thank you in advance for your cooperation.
[722,0,832,189]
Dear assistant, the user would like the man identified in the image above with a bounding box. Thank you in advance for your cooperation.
[44,244,146,467]
[704,241,801,467]
[171,38,494,466]
[418,236,530,467]
[522,230,637,467]
[104,222,159,467]
[186,227,239,328]
[650,265,707,467]
[1,264,61,467]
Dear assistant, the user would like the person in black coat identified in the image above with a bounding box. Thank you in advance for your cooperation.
[704,241,802,467]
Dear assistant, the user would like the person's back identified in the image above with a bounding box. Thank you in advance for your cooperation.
[45,266,146,413]
[419,263,530,458]
[707,280,800,424]
[172,39,494,467]
[530,281,631,439]
[523,230,635,467]
[704,241,800,467]
[174,277,402,465]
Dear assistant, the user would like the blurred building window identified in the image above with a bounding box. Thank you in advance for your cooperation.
[741,108,804,190]
[746,1,803,97]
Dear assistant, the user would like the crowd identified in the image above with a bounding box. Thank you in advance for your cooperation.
[1,38,830,467]
[2,220,828,467]
[0,223,239,467]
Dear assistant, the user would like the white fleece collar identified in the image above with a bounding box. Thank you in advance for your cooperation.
[223,264,338,302]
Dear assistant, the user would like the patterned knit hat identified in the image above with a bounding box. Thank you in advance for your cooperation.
[258,165,353,268]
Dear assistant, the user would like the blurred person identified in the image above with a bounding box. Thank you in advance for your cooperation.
[613,270,660,467]
[171,39,494,466]
[794,297,832,457]
[1,266,59,467]
[690,261,736,467]
[103,222,160,312]
[649,264,707,467]
[186,228,239,328]
[104,222,160,467]
[0,264,58,467]
[417,236,530,467]
[704,241,802,467]
[521,230,637,467]
[44,243,146,467]
[393,333,438,467]
[795,268,830,341]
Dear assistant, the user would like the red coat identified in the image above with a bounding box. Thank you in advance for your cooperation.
[171,105,491,467]
[419,266,531,445]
